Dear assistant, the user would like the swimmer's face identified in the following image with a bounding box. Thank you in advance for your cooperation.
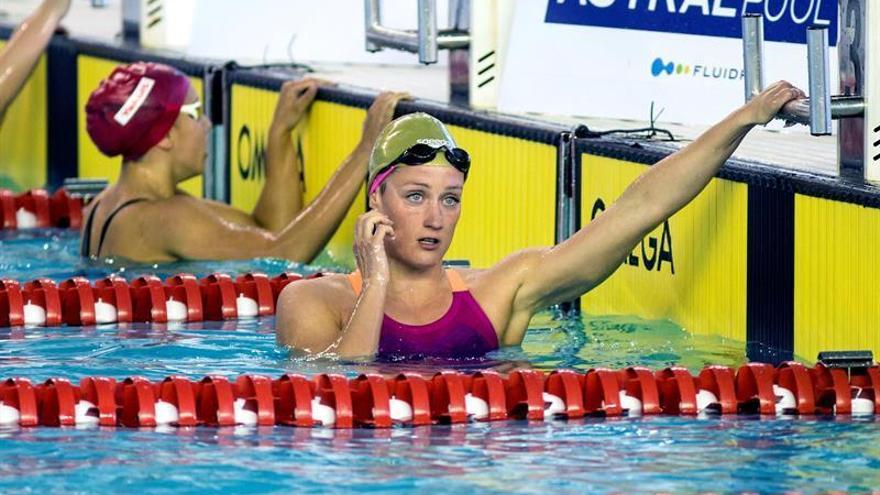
[169,84,209,181]
[372,160,464,269]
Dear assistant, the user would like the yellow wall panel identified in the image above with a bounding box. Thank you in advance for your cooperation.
[443,127,556,268]
[76,55,203,197]
[794,195,880,360]
[300,100,367,268]
[228,84,277,212]
[0,41,47,190]
[579,154,748,340]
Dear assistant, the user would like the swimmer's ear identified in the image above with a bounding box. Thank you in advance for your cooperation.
[368,189,382,211]
[155,133,173,152]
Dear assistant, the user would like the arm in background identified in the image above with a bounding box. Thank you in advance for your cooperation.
[0,0,70,123]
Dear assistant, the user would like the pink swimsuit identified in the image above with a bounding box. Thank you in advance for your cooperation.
[347,270,499,360]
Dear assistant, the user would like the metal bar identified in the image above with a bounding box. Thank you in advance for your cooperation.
[807,27,832,135]
[366,27,469,54]
[864,0,880,183]
[555,131,580,316]
[742,14,765,102]
[447,0,471,106]
[204,67,228,202]
[364,0,381,52]
[366,26,419,53]
[435,32,471,49]
[418,0,438,64]
[554,132,572,246]
[364,0,470,62]
[777,96,865,125]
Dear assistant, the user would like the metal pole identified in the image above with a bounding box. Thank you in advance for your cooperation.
[776,96,864,125]
[555,132,572,246]
[364,0,381,52]
[363,0,469,65]
[448,0,470,106]
[417,0,438,64]
[555,131,580,316]
[807,26,832,135]
[864,0,880,182]
[122,0,140,44]
[742,14,765,102]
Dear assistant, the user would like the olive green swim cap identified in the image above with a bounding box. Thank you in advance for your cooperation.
[367,112,459,188]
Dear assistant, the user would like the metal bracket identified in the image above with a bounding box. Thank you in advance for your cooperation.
[364,0,470,65]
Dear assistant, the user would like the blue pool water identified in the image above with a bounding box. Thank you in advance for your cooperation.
[1,229,879,494]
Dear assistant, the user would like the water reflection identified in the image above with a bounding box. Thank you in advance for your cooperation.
[1,416,879,493]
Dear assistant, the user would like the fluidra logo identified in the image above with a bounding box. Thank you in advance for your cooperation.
[652,57,744,81]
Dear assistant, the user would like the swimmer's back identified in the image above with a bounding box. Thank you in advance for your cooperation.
[81,189,274,262]
[81,190,157,260]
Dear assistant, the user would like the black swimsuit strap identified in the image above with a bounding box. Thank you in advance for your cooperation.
[93,198,148,257]
[80,200,101,257]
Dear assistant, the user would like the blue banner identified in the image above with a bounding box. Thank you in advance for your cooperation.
[545,0,837,46]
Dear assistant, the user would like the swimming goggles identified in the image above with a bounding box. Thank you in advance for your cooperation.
[391,142,470,178]
[179,100,202,121]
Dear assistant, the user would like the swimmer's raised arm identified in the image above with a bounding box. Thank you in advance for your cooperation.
[0,0,70,122]
[507,81,804,316]
[253,79,321,231]
[155,92,407,262]
[202,79,351,232]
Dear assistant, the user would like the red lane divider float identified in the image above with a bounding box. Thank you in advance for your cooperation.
[0,272,324,328]
[0,365,876,428]
[0,188,83,230]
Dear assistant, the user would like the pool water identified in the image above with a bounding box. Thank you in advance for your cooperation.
[1,229,879,494]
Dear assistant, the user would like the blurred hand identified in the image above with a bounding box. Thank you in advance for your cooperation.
[744,80,806,126]
[270,78,334,134]
[353,210,394,286]
[45,0,71,18]
[360,91,410,149]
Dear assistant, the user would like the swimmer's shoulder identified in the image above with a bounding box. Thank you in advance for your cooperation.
[81,189,108,218]
[277,273,357,318]
[138,193,227,225]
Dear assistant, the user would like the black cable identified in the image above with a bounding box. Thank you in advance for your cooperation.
[574,101,677,142]
[225,60,314,73]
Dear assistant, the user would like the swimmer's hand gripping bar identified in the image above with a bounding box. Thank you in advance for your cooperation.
[741,15,865,135]
[364,0,470,64]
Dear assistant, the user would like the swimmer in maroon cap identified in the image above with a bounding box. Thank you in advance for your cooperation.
[0,0,70,123]
[81,61,407,262]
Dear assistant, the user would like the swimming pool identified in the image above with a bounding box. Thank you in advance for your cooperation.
[1,229,879,494]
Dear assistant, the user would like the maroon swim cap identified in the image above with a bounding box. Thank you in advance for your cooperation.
[85,62,191,161]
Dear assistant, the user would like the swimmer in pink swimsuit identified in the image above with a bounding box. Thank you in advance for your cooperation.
[347,269,498,359]
[276,83,806,360]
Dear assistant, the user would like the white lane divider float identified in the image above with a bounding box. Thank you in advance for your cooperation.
[309,397,336,427]
[165,297,188,323]
[15,208,38,229]
[235,294,259,318]
[93,298,118,325]
[0,401,21,426]
[23,300,47,327]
